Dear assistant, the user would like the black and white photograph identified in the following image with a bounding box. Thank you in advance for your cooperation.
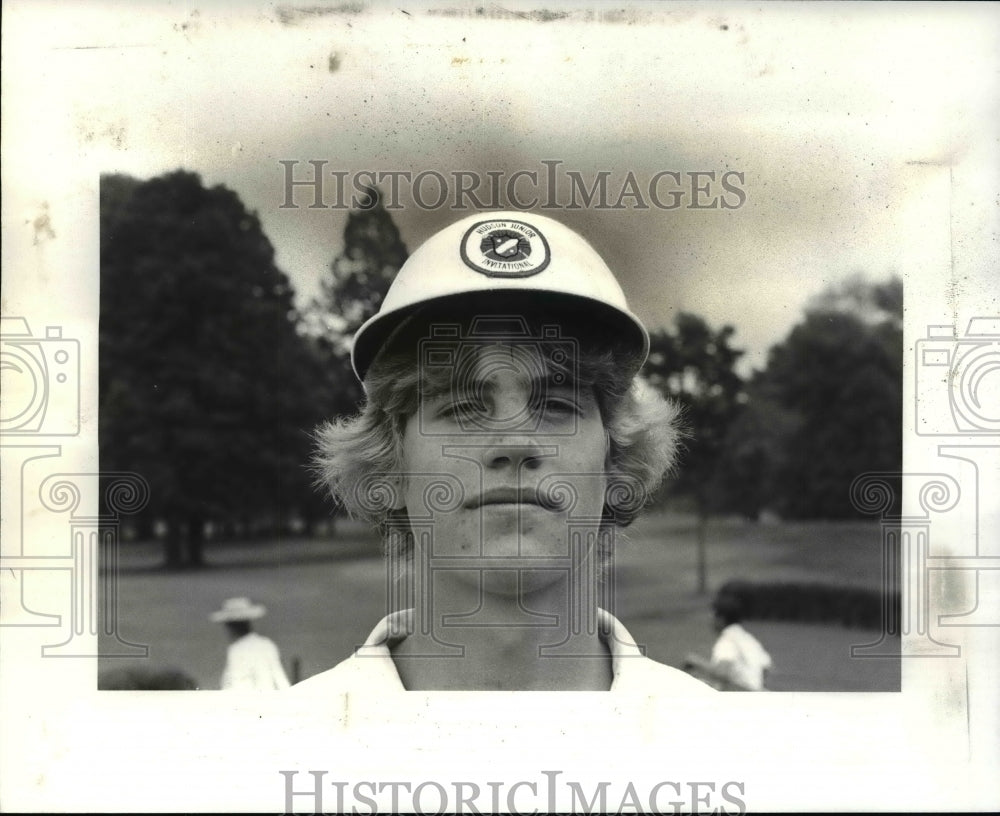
[1,1,998,812]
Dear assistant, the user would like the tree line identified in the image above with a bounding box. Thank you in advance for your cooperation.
[100,170,902,567]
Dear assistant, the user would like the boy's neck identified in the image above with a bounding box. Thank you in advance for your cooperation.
[391,572,613,691]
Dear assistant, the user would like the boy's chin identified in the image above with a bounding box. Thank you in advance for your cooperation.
[477,567,569,598]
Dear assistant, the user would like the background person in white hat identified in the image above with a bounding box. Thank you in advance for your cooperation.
[210,597,291,690]
[302,212,713,694]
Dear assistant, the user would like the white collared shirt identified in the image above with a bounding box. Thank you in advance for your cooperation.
[292,609,713,695]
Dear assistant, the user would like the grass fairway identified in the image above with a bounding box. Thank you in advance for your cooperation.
[99,513,899,691]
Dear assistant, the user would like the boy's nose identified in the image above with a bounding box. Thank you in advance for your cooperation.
[482,438,546,472]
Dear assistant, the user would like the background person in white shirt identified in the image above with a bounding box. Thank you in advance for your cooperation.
[708,593,773,691]
[210,597,291,690]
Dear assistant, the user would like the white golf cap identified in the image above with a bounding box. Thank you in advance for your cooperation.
[351,211,649,382]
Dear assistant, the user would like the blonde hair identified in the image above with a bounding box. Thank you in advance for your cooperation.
[314,318,682,546]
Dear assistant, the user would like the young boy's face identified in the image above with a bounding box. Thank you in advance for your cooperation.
[398,340,609,595]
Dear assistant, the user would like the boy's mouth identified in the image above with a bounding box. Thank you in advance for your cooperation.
[467,486,541,508]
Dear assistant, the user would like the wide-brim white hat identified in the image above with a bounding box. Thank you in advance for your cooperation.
[209,597,266,623]
[351,211,649,383]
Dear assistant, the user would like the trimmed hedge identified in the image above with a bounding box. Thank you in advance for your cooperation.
[715,580,899,630]
[99,665,199,690]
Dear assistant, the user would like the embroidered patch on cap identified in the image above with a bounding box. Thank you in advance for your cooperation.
[460,219,551,278]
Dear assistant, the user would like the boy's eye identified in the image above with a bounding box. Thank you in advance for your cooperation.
[537,396,582,419]
[430,392,586,425]
[437,400,486,420]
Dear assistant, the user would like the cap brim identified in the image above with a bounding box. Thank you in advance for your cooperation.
[352,289,649,383]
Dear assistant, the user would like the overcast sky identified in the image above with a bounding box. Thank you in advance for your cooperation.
[5,1,998,372]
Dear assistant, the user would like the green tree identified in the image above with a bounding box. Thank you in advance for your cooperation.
[643,313,746,593]
[300,187,409,424]
[100,170,337,566]
[302,186,409,350]
[754,275,903,519]
[807,272,903,330]
[713,382,800,520]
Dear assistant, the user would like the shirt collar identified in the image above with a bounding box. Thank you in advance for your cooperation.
[354,608,645,690]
